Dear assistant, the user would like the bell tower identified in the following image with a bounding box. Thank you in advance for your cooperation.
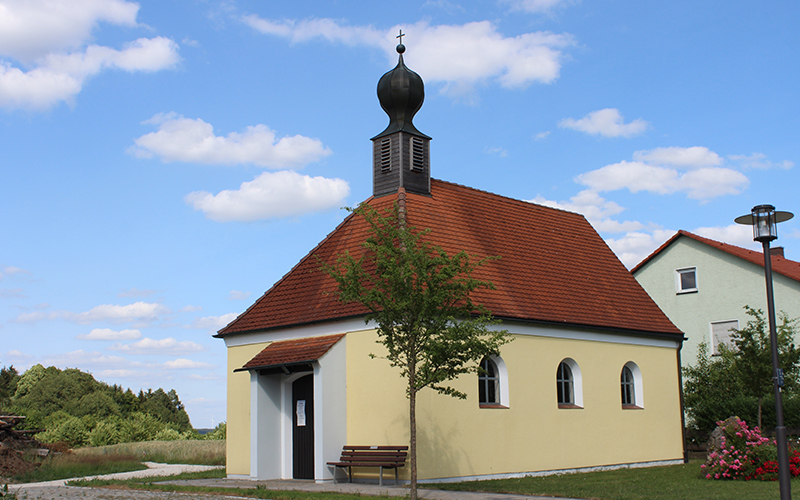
[371,37,431,197]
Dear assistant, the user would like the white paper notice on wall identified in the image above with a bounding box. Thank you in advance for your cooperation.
[296,400,306,427]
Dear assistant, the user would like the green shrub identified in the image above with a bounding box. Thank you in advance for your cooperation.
[88,419,121,447]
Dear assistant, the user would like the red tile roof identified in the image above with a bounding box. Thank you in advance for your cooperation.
[217,180,681,338]
[631,230,800,282]
[236,334,345,372]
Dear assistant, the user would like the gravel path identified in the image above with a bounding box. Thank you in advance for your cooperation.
[8,462,228,499]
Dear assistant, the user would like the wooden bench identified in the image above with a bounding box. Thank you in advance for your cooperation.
[327,445,408,486]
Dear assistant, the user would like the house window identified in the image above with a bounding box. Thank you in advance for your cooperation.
[676,267,697,294]
[557,358,583,408]
[621,361,644,409]
[478,357,498,404]
[478,356,509,408]
[711,320,739,355]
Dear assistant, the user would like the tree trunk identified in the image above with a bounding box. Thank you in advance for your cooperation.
[758,395,763,430]
[409,365,417,500]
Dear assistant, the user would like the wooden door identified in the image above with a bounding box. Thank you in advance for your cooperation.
[292,374,314,479]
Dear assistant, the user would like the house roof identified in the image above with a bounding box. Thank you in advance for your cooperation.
[216,179,682,339]
[631,230,800,282]
[235,334,345,372]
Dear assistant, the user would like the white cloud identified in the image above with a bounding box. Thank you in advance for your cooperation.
[633,146,721,168]
[229,290,251,301]
[534,131,550,140]
[0,37,179,110]
[192,313,238,330]
[0,1,178,110]
[692,224,759,251]
[129,113,331,169]
[501,0,576,13]
[17,301,170,324]
[74,301,170,324]
[486,146,508,157]
[530,189,644,234]
[39,349,139,369]
[605,229,678,269]
[241,16,384,47]
[728,153,794,171]
[0,0,140,62]
[164,358,214,370]
[110,337,205,355]
[576,147,750,201]
[242,17,574,94]
[559,108,648,138]
[1,266,29,278]
[77,328,142,340]
[185,170,350,222]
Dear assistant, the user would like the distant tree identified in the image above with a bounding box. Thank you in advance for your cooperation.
[323,204,511,500]
[138,388,192,432]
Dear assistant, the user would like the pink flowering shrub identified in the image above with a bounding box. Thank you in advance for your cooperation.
[700,417,800,480]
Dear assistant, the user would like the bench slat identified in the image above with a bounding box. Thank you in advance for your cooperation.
[327,445,408,486]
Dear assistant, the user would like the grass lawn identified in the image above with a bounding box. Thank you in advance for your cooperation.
[65,460,800,500]
[429,459,800,500]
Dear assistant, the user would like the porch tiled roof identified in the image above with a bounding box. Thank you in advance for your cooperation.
[237,334,346,372]
[217,179,681,338]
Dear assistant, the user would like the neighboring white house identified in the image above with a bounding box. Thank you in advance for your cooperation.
[632,230,800,365]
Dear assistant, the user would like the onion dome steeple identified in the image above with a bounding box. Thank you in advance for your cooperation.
[371,33,432,198]
[374,41,430,139]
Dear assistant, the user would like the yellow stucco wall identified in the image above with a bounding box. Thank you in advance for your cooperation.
[346,329,684,480]
[226,341,270,476]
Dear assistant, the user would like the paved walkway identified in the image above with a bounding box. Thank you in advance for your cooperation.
[9,464,584,500]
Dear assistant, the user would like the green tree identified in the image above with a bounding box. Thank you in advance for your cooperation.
[728,306,800,428]
[324,204,511,500]
[683,307,800,432]
[0,365,20,412]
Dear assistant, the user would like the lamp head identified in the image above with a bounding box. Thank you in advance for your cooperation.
[735,205,794,243]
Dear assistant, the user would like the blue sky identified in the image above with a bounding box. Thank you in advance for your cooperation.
[1,0,797,428]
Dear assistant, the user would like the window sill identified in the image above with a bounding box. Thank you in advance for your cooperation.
[479,403,508,409]
[557,403,583,409]
[622,404,643,410]
[676,289,698,295]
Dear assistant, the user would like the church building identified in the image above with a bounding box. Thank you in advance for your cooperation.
[215,42,687,483]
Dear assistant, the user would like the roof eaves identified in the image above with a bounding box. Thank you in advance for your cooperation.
[495,315,685,342]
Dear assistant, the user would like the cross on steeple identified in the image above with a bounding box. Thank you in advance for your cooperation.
[396,30,404,44]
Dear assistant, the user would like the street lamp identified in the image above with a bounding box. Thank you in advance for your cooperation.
[735,204,794,500]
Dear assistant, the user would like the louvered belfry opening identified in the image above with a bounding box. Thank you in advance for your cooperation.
[371,40,431,197]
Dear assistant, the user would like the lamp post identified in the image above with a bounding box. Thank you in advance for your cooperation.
[735,204,794,499]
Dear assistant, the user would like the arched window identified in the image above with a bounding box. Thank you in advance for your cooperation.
[621,366,635,405]
[478,356,509,408]
[621,362,644,409]
[478,357,499,405]
[556,358,583,408]
[556,362,573,405]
